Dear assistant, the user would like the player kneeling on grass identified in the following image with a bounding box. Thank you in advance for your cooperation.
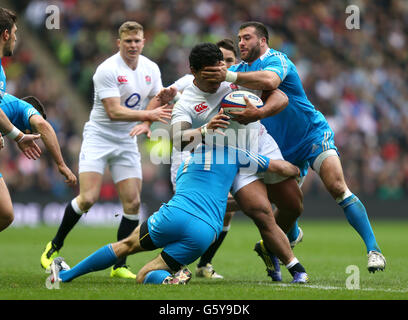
[47,141,309,286]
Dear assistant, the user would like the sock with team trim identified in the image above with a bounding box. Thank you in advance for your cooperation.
[52,198,85,251]
[285,257,306,277]
[59,244,118,282]
[338,193,381,253]
[143,270,172,284]
[286,220,300,244]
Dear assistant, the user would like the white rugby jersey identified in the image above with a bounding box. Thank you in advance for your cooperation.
[90,52,163,134]
[170,74,194,92]
[171,81,261,152]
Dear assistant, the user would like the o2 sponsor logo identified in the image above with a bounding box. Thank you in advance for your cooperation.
[125,93,141,108]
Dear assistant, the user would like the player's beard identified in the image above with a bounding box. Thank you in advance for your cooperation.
[241,43,261,63]
[3,40,14,57]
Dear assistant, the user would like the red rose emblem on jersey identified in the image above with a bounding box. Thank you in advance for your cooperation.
[117,76,128,84]
[145,75,151,84]
[194,102,208,114]
[230,83,239,90]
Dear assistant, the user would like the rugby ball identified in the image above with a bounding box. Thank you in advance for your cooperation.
[220,90,263,117]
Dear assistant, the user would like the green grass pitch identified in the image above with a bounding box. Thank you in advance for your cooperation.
[0,219,407,300]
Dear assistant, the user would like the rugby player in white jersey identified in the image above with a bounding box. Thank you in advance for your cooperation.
[168,39,239,279]
[170,43,308,283]
[41,21,173,279]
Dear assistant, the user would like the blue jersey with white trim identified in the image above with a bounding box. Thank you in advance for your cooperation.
[230,48,331,163]
[0,59,7,101]
[0,93,40,132]
[167,145,270,235]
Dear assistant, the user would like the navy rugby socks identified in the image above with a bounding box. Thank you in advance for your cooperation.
[52,201,82,250]
[197,229,228,268]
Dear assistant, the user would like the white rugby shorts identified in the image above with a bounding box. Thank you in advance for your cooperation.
[230,125,288,195]
[78,121,142,183]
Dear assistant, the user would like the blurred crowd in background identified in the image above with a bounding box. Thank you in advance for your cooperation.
[1,0,408,207]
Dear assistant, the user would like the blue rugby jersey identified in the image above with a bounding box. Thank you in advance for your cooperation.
[0,59,6,100]
[0,93,40,132]
[230,48,332,164]
[168,145,270,235]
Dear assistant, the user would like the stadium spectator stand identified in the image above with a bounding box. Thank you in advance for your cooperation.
[2,0,407,218]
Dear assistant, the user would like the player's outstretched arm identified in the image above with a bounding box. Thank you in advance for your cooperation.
[29,115,77,186]
[129,88,177,138]
[267,159,300,178]
[102,97,171,123]
[201,63,281,91]
[0,110,42,160]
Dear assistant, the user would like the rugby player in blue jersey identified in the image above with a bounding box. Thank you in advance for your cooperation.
[201,21,386,274]
[46,142,308,285]
[0,8,46,233]
[0,7,42,160]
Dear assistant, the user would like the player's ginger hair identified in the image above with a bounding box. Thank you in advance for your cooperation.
[118,21,143,38]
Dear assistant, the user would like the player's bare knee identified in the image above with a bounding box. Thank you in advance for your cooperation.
[123,198,140,215]
[77,194,97,211]
[244,204,272,221]
[247,207,276,231]
[327,178,347,199]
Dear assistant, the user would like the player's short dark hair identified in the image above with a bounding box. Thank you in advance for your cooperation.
[189,43,224,71]
[22,96,47,120]
[216,38,237,58]
[0,7,16,35]
[239,21,269,42]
